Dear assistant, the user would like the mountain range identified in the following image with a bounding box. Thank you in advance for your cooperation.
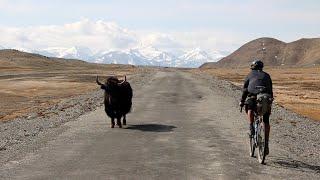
[201,37,320,68]
[4,46,226,68]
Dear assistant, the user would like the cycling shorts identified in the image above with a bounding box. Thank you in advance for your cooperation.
[245,96,270,124]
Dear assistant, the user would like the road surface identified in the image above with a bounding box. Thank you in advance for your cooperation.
[1,71,319,179]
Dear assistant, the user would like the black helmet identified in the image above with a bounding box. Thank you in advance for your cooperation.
[251,60,264,70]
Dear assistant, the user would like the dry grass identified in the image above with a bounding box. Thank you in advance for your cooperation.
[198,67,320,121]
[0,65,143,121]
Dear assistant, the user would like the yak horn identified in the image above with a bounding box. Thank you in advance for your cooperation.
[96,76,103,85]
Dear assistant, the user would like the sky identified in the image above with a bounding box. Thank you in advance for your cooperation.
[0,0,319,53]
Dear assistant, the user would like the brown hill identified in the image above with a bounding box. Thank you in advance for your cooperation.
[0,49,134,71]
[200,37,320,68]
[0,49,138,121]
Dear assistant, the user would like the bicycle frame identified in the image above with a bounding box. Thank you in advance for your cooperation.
[241,106,267,164]
[254,112,267,164]
[253,114,262,147]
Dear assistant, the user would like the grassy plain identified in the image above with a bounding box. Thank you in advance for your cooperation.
[198,67,320,121]
[0,62,139,121]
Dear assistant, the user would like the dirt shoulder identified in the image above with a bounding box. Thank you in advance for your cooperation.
[0,66,141,121]
[0,69,155,165]
[1,70,319,179]
[192,70,320,169]
[0,67,319,174]
[197,67,320,121]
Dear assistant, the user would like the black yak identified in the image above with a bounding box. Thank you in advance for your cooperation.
[96,75,133,128]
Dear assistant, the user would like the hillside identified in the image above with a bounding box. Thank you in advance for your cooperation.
[5,46,226,68]
[200,37,320,68]
[0,49,138,121]
[0,49,133,71]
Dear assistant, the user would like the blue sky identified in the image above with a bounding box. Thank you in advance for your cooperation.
[0,0,319,52]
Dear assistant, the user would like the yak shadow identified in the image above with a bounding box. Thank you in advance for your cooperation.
[270,157,320,174]
[125,124,177,132]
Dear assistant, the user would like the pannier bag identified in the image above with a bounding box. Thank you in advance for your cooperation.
[256,93,272,115]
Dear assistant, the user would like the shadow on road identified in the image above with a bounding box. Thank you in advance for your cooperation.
[125,124,177,132]
[270,157,320,174]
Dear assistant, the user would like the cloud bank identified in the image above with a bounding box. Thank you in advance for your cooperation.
[0,19,138,52]
[0,19,242,53]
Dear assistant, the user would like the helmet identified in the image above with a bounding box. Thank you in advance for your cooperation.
[250,60,264,70]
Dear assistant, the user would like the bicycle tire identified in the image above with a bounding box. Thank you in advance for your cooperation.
[257,119,266,164]
[249,135,255,157]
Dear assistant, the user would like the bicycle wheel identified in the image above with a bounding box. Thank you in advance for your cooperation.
[257,119,266,164]
[249,134,255,157]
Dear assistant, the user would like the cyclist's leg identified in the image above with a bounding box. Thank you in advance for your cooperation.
[245,97,256,135]
[247,110,254,123]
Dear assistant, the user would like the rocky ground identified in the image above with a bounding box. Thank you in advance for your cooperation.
[194,72,320,172]
[0,68,319,178]
[0,71,153,165]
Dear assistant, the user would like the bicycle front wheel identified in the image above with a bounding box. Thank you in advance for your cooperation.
[249,135,255,157]
[257,121,266,164]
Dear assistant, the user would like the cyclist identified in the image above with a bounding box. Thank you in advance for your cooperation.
[239,60,273,155]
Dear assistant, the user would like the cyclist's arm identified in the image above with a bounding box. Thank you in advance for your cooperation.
[241,76,249,102]
[267,74,273,98]
[269,77,273,98]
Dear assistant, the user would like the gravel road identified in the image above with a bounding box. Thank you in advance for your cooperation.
[0,69,319,179]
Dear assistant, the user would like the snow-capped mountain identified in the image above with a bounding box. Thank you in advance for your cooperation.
[95,46,178,66]
[136,46,174,63]
[35,46,93,61]
[60,46,93,61]
[132,46,177,66]
[94,50,151,65]
[0,45,5,50]
[5,45,227,68]
[208,50,226,61]
[176,48,226,67]
[179,48,210,61]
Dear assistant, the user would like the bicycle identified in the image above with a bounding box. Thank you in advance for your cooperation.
[240,106,267,164]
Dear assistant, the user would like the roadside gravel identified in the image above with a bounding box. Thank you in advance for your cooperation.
[0,68,319,175]
[194,72,320,172]
[0,70,154,166]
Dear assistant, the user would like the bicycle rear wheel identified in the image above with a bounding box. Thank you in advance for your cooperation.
[257,121,266,164]
[249,135,255,157]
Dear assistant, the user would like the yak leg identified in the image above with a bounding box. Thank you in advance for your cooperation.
[117,117,122,128]
[110,118,115,128]
[123,115,127,125]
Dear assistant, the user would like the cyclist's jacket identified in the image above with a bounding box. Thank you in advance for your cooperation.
[241,70,273,101]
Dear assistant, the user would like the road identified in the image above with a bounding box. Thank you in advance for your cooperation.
[1,71,319,179]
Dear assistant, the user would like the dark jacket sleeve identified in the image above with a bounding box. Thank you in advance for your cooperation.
[268,75,273,98]
[241,75,249,102]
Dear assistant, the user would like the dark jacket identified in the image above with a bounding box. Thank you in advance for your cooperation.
[241,70,273,101]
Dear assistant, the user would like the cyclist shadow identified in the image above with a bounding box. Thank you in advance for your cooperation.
[270,157,320,174]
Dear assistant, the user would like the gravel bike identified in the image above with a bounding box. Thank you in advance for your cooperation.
[241,86,272,164]
[240,106,267,164]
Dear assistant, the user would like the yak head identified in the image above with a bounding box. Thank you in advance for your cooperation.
[96,76,126,94]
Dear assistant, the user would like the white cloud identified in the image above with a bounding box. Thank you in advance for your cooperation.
[140,33,183,51]
[0,19,243,54]
[0,19,139,52]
